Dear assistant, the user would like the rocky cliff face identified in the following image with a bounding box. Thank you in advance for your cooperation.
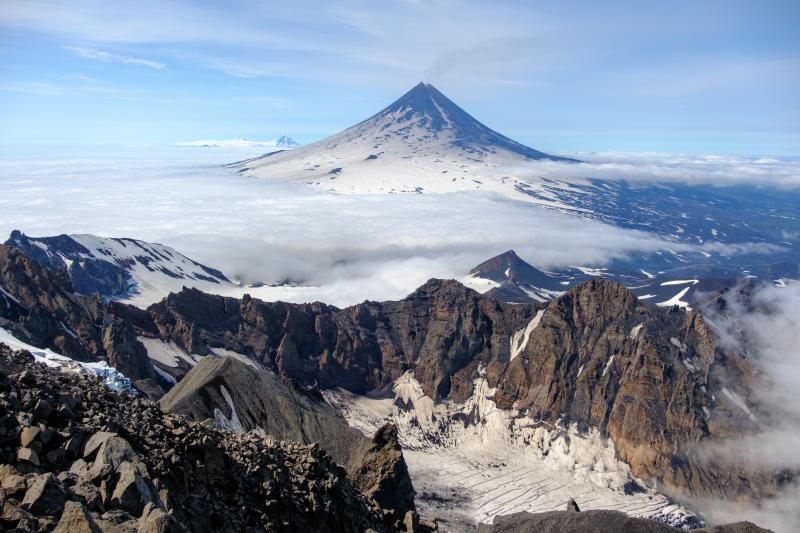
[1,243,785,509]
[138,279,535,403]
[0,245,167,397]
[158,356,419,522]
[129,278,779,503]
[0,343,399,532]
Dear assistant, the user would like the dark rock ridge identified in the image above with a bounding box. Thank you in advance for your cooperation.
[0,343,415,532]
[5,230,229,299]
[468,248,751,306]
[0,244,168,397]
[0,345,394,532]
[478,509,771,533]
[158,355,417,520]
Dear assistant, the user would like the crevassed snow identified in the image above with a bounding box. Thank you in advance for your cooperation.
[509,309,544,361]
[323,372,697,529]
[213,385,245,433]
[0,328,136,393]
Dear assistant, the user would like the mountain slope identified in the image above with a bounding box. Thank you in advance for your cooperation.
[237,83,577,197]
[159,355,418,519]
[0,344,401,532]
[5,230,233,305]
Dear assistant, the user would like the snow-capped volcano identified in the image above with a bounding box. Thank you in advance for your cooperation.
[176,136,299,148]
[237,82,576,195]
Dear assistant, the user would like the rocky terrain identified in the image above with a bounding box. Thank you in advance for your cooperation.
[0,343,425,532]
[159,356,417,519]
[479,504,770,533]
[0,241,790,527]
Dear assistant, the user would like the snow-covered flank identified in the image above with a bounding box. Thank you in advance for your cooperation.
[69,234,234,307]
[238,83,584,212]
[213,385,245,433]
[509,309,544,361]
[0,328,135,393]
[460,274,501,293]
[138,337,204,368]
[175,136,299,148]
[323,371,697,529]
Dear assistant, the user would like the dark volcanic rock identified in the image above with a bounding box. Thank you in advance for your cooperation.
[477,510,772,533]
[159,355,418,521]
[0,342,405,532]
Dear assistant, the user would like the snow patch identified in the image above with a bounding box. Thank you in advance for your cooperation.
[0,327,136,393]
[509,310,544,362]
[213,385,245,433]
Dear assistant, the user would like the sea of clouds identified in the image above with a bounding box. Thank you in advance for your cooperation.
[2,147,797,307]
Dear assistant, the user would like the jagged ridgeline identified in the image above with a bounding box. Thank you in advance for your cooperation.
[0,241,785,531]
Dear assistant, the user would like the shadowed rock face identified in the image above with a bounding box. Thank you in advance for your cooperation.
[158,356,417,519]
[139,279,536,402]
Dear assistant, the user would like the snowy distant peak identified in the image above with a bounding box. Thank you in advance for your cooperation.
[175,136,299,148]
[239,83,579,197]
[367,82,574,162]
[273,135,300,147]
[469,249,563,289]
[5,230,231,301]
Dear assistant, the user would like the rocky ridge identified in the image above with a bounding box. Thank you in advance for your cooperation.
[0,343,421,532]
[158,355,418,520]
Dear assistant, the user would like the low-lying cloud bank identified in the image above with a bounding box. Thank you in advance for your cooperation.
[699,281,800,532]
[0,146,793,305]
[509,151,800,189]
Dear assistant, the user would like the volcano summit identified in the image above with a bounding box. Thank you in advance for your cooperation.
[238,82,576,196]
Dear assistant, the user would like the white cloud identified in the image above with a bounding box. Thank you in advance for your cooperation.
[696,281,800,532]
[499,151,800,189]
[0,146,713,306]
[64,46,165,70]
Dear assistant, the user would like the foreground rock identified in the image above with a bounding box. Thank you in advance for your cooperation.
[0,343,417,532]
[159,355,418,521]
[478,509,772,533]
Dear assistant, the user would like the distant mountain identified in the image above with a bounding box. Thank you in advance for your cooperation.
[176,136,300,148]
[237,82,575,195]
[462,249,773,308]
[4,230,232,304]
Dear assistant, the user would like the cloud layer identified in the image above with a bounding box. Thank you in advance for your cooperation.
[508,151,800,189]
[0,146,692,305]
[698,281,800,532]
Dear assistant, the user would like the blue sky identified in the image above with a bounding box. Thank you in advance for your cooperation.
[0,0,798,155]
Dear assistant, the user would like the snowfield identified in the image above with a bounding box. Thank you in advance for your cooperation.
[323,371,697,530]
